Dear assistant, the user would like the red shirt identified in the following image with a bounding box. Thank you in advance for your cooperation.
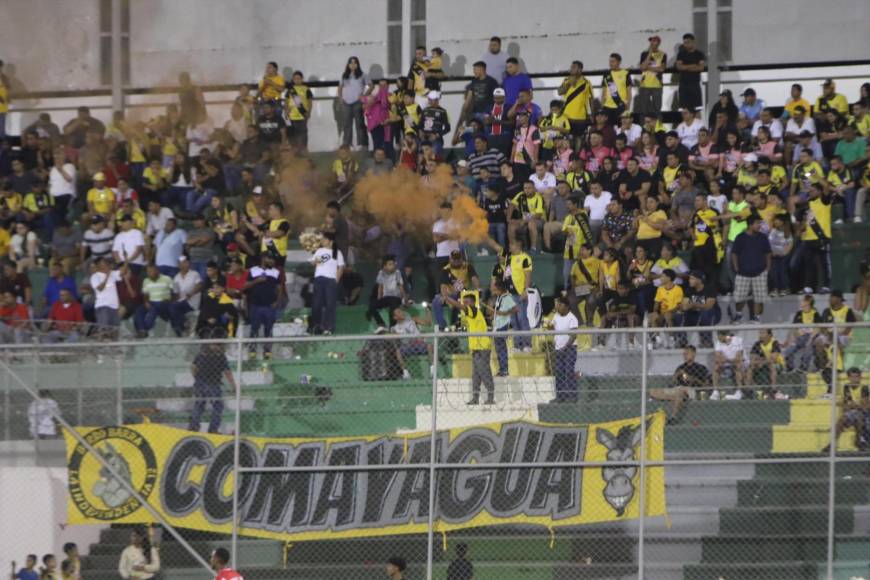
[49,300,85,332]
[102,161,131,188]
[0,303,30,328]
[226,271,249,296]
[215,568,243,580]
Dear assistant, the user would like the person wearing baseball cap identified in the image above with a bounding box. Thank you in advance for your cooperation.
[87,171,116,221]
[493,87,506,98]
[638,35,667,116]
[815,78,849,117]
[739,87,765,122]
[420,89,451,154]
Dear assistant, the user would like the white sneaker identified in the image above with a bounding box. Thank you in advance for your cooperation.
[724,390,743,400]
[709,390,721,401]
[402,369,411,380]
[802,287,814,295]
[477,248,490,256]
[774,391,789,400]
[853,217,863,224]
[834,219,844,225]
[522,347,532,353]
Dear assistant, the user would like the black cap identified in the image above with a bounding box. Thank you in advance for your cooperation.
[830,289,844,298]
[450,249,463,258]
[689,270,705,281]
[120,214,133,222]
[91,215,105,224]
[822,78,834,87]
[799,130,813,138]
[741,88,756,97]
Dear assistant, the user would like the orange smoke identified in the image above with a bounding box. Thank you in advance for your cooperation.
[274,154,330,229]
[450,194,490,244]
[352,164,488,243]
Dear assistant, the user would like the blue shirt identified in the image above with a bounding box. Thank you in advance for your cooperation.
[154,228,188,268]
[732,231,772,277]
[502,73,533,109]
[44,275,78,306]
[16,569,38,580]
[739,99,765,121]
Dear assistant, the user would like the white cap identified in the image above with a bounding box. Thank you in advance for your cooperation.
[427,90,441,100]
[253,186,263,194]
[456,159,468,168]
[743,153,758,163]
[493,88,506,97]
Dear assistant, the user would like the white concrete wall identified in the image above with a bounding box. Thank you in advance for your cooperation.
[0,468,105,576]
[0,0,101,92]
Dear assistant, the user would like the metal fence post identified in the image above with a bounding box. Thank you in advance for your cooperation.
[115,356,123,424]
[3,364,9,441]
[425,334,440,580]
[826,323,839,580]
[231,333,245,566]
[637,322,650,580]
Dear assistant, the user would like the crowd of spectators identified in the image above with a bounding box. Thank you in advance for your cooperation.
[0,36,868,423]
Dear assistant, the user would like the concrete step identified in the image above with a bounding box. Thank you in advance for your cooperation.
[436,376,555,406]
[155,397,257,413]
[772,424,859,453]
[409,404,539,432]
[174,370,274,388]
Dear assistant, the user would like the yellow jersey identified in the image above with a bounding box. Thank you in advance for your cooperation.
[570,257,600,291]
[655,284,684,313]
[512,191,545,219]
[507,252,533,294]
[801,195,832,241]
[637,209,666,240]
[538,113,570,149]
[601,69,632,109]
[87,187,115,215]
[0,227,10,257]
[259,73,286,101]
[0,192,22,213]
[814,93,849,116]
[640,50,666,89]
[560,76,593,121]
[286,85,313,121]
[462,305,491,351]
[0,79,7,113]
[601,260,620,290]
[784,98,811,118]
[115,207,147,232]
[561,211,591,260]
[261,218,290,257]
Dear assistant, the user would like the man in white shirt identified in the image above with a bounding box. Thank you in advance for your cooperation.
[48,151,76,221]
[89,257,122,335]
[145,199,174,238]
[550,297,580,403]
[154,218,187,277]
[712,330,747,400]
[169,256,202,337]
[481,36,508,82]
[750,108,784,142]
[583,181,613,229]
[28,390,59,439]
[112,214,146,275]
[529,161,557,203]
[675,108,704,149]
[432,201,460,264]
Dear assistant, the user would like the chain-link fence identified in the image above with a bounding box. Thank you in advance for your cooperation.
[1,322,868,580]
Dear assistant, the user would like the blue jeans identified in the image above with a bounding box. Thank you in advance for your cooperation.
[677,307,722,347]
[554,346,577,401]
[488,223,507,248]
[494,323,510,376]
[158,265,180,278]
[169,301,194,336]
[223,164,243,194]
[134,301,171,332]
[191,261,209,283]
[184,188,216,215]
[770,256,789,292]
[843,188,858,219]
[511,294,531,349]
[311,276,338,333]
[432,292,459,330]
[161,185,189,208]
[189,382,224,433]
[249,304,277,354]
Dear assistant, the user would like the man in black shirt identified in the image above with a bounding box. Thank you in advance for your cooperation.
[650,345,712,423]
[256,102,286,144]
[657,131,690,172]
[461,61,499,122]
[245,253,281,360]
[675,33,705,112]
[679,270,721,347]
[188,335,237,434]
[481,186,510,248]
[617,158,652,212]
[420,91,451,155]
[603,280,638,328]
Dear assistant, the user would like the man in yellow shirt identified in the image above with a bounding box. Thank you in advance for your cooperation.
[538,100,570,162]
[557,60,593,150]
[286,71,313,150]
[258,61,285,102]
[637,35,666,116]
[651,269,684,336]
[87,172,116,221]
[797,183,832,294]
[510,181,545,253]
[814,79,849,119]
[600,53,632,126]
[445,292,494,405]
[561,194,593,288]
[782,83,811,120]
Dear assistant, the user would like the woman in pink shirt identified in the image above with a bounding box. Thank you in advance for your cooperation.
[362,79,393,158]
[613,134,634,170]
[753,126,782,163]
[717,130,743,184]
[634,131,659,172]
[580,130,613,174]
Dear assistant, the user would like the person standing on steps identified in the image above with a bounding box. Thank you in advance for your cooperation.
[118,526,160,580]
[188,332,237,434]
[446,292,494,405]
[550,296,579,403]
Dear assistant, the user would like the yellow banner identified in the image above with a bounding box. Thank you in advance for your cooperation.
[64,412,666,541]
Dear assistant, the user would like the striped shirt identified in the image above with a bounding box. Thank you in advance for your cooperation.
[468,148,506,179]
